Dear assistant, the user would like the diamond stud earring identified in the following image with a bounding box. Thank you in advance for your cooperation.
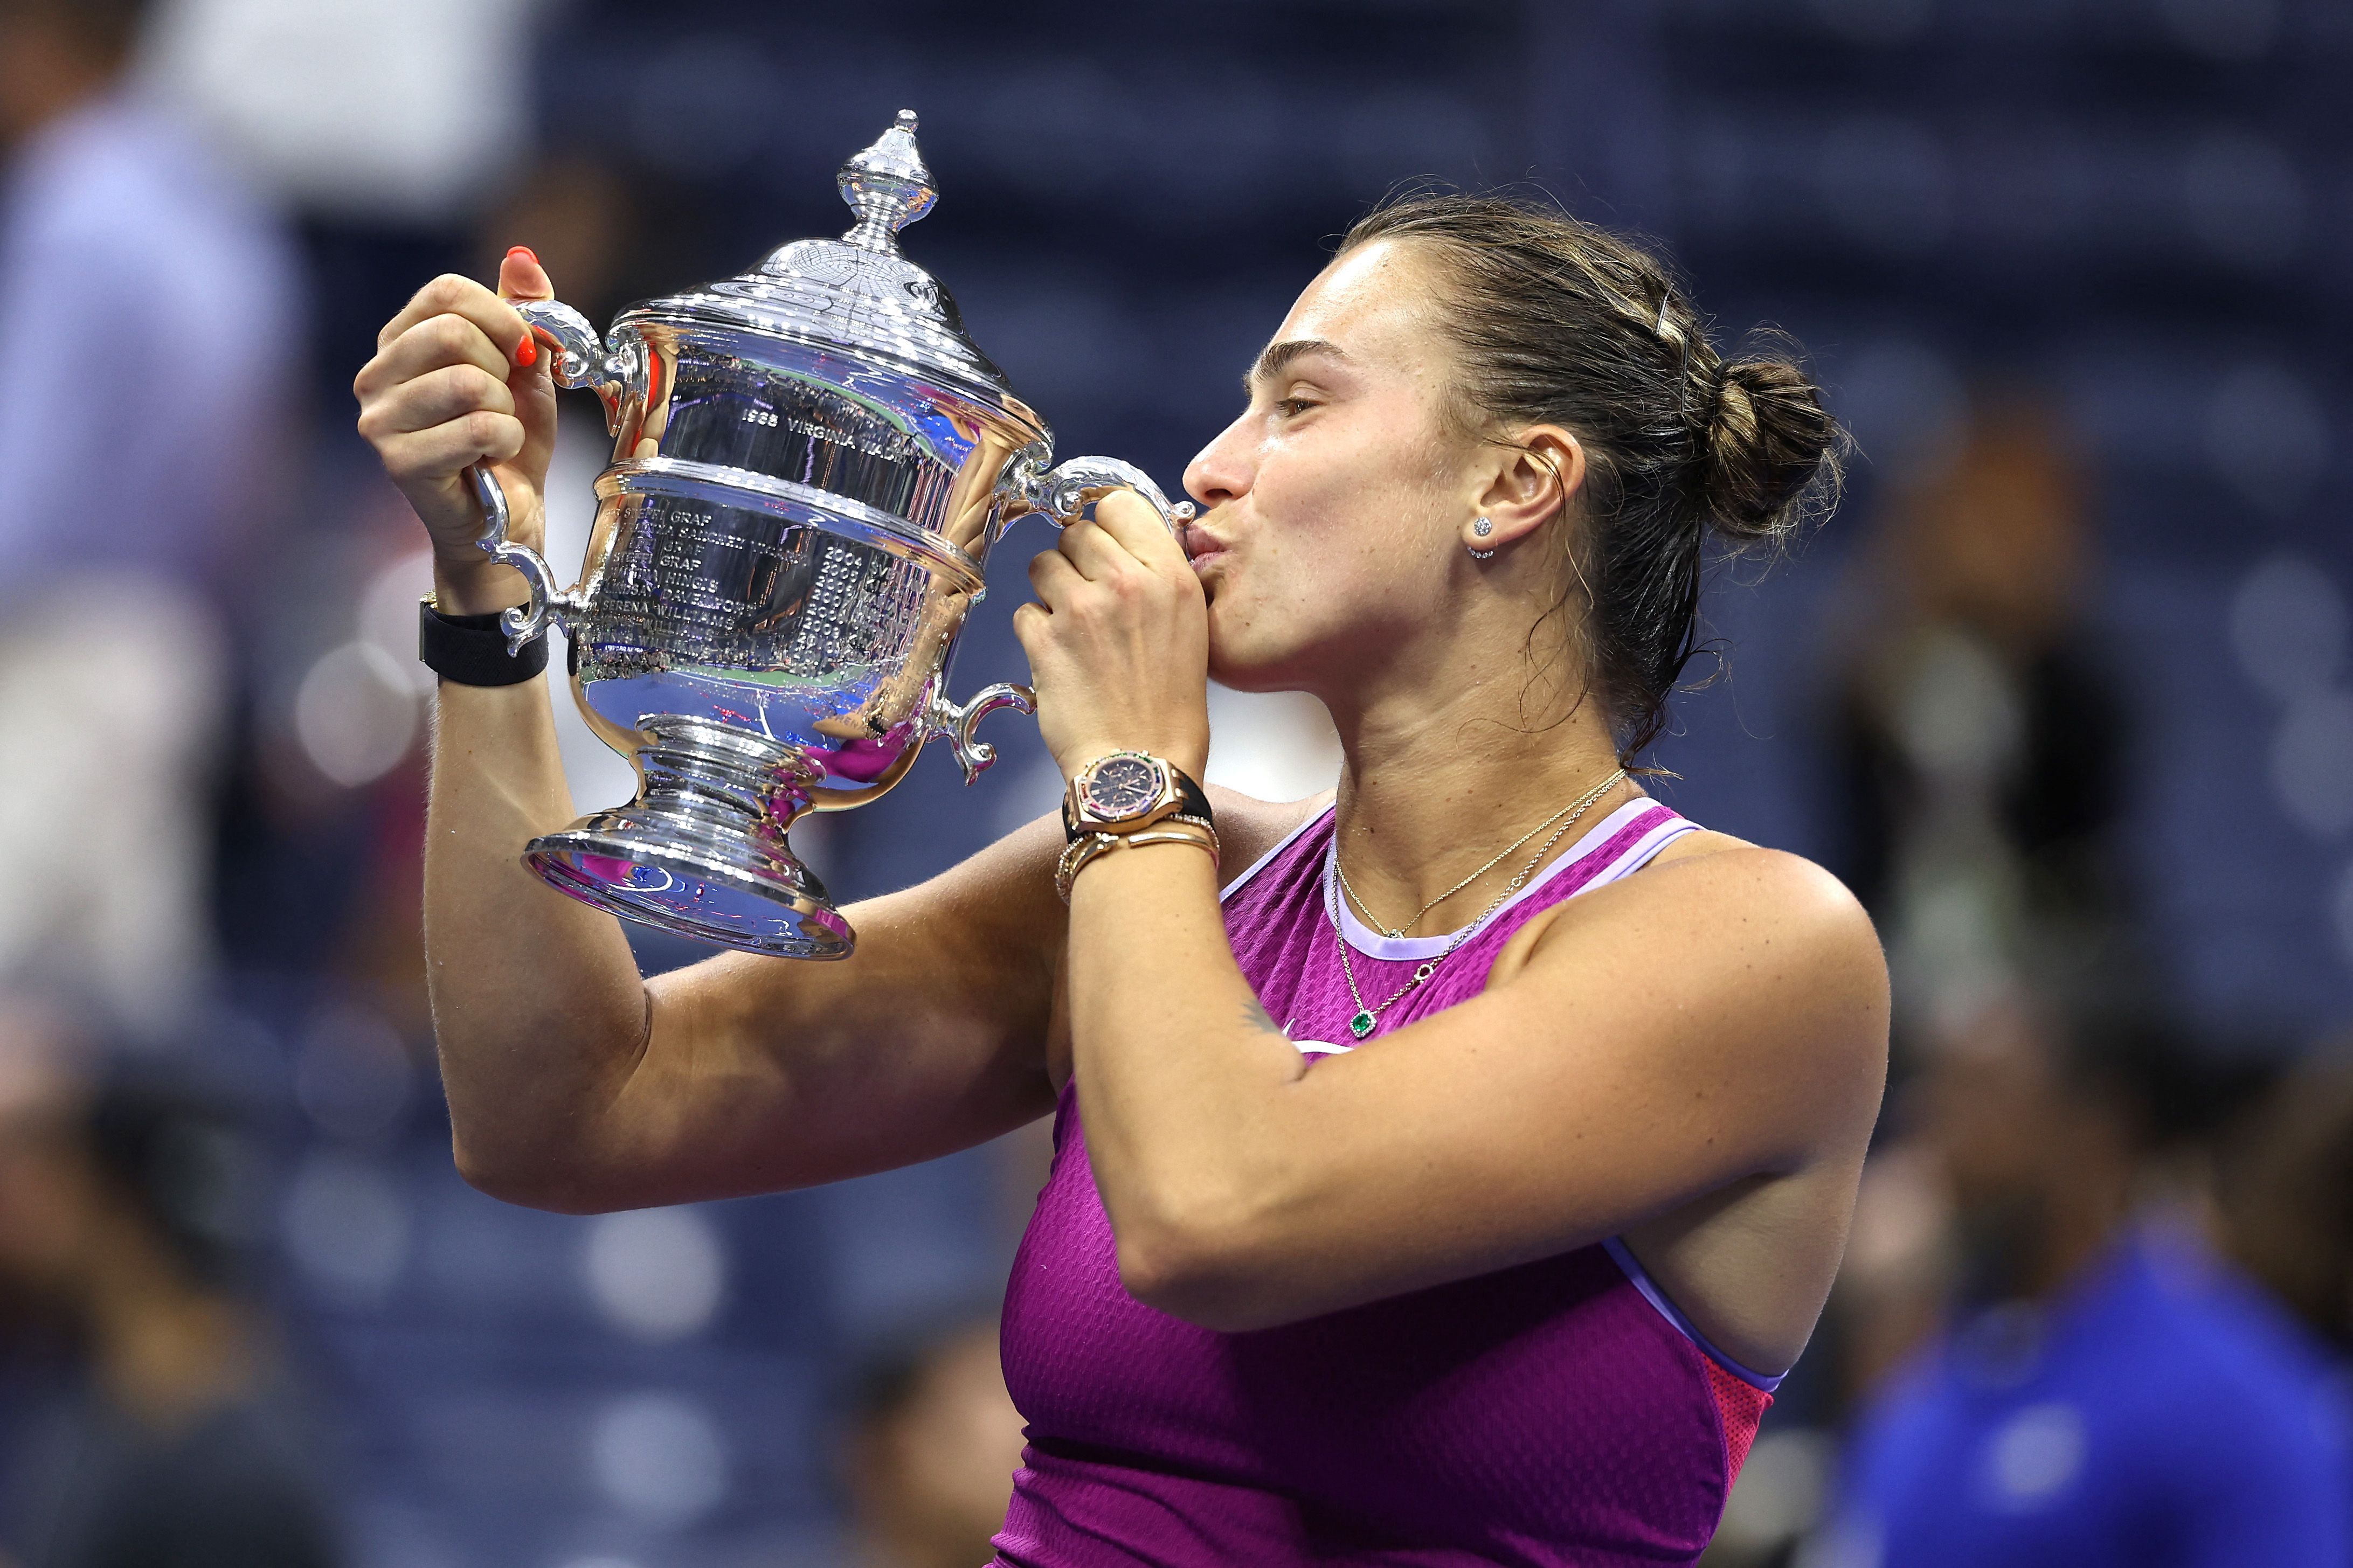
[1469,516,1497,560]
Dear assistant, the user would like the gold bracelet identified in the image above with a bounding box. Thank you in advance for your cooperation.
[1123,823,1221,863]
[1054,820,1221,904]
[1154,814,1222,863]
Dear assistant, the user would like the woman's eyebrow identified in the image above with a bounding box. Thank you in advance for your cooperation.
[1244,337,1352,396]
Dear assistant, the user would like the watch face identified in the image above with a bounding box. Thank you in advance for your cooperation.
[1081,755,1162,818]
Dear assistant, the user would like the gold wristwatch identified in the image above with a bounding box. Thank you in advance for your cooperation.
[1061,751,1212,838]
[1055,752,1219,903]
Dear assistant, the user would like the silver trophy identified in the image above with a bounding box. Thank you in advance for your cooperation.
[466,110,1191,960]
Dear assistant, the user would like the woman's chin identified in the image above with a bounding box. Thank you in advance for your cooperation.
[1206,642,1302,696]
[1206,596,1321,693]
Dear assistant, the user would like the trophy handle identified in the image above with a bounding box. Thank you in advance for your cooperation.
[511,298,634,415]
[464,464,581,654]
[926,682,1036,786]
[462,299,631,654]
[1007,454,1197,537]
[966,456,1191,785]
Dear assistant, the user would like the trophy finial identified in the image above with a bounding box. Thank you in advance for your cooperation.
[839,109,937,254]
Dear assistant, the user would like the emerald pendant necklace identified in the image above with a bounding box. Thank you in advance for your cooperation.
[1330,771,1627,1040]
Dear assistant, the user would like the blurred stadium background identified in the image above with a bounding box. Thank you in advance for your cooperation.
[1,1,2348,1565]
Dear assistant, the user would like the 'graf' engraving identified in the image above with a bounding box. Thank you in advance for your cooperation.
[593,494,935,688]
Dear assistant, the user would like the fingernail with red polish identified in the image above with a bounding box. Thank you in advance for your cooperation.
[515,332,538,369]
[507,245,539,266]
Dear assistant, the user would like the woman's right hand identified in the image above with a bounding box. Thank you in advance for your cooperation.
[354,249,559,613]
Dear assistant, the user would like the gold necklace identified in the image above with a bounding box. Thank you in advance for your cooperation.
[1331,772,1627,1041]
[1335,769,1627,938]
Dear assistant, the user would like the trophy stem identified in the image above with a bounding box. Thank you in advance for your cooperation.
[522,719,855,959]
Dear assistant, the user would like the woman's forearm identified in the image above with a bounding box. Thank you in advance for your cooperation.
[1064,842,1304,1280]
[421,621,650,1205]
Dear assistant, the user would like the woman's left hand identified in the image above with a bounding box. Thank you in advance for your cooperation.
[1012,487,1212,782]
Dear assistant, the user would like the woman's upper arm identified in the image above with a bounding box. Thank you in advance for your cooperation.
[564,784,1323,1211]
[567,810,1074,1209]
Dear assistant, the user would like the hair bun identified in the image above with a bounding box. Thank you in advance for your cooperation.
[1700,357,1842,547]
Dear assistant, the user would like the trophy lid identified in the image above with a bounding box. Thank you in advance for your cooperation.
[638,111,1036,428]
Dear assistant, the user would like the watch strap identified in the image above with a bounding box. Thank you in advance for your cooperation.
[419,596,548,686]
[1169,769,1213,824]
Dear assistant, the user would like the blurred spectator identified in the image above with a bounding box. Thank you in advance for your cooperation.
[141,0,539,400]
[142,0,536,230]
[1825,404,2130,1043]
[1820,1142,1959,1435]
[1805,989,2349,1568]
[840,1314,1027,1568]
[2217,1044,2353,1355]
[0,0,299,1032]
[0,1008,343,1567]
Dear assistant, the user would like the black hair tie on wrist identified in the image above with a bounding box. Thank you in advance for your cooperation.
[419,596,548,686]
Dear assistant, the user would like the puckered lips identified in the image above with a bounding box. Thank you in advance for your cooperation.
[1180,518,1231,571]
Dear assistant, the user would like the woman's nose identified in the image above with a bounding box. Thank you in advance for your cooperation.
[1183,412,1255,510]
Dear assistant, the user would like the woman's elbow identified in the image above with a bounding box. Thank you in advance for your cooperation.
[452,1133,625,1215]
[1114,1204,1292,1333]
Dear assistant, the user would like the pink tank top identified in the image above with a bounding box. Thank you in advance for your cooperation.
[993,797,1778,1566]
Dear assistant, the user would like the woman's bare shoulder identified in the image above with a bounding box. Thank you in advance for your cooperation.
[1618,830,1880,961]
[1515,824,1886,1058]
[1648,821,1754,864]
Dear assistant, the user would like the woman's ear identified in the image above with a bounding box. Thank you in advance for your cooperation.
[1465,425,1584,554]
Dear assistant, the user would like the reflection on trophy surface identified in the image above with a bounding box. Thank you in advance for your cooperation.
[466,110,1191,960]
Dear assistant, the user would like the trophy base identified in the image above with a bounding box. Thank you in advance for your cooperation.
[526,814,853,959]
[522,720,853,959]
